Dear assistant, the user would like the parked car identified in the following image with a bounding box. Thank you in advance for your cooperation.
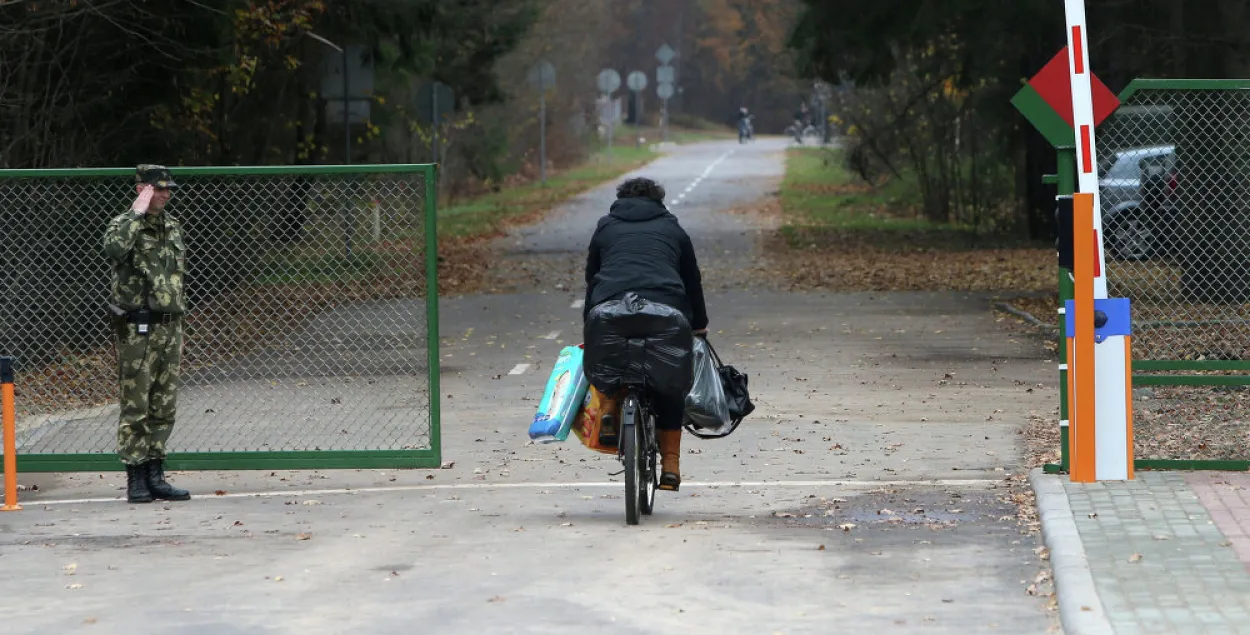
[1098,145,1178,260]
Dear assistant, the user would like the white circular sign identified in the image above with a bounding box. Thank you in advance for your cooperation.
[597,69,621,94]
[657,83,674,100]
[627,71,647,92]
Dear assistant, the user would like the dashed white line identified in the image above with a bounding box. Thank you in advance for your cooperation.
[675,149,735,206]
[508,364,531,375]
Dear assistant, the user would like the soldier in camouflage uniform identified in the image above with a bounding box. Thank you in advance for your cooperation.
[103,165,192,504]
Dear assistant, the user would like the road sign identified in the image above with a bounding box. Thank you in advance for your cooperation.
[1010,47,1118,148]
[319,45,375,100]
[415,81,455,124]
[657,83,674,100]
[655,43,677,65]
[527,60,556,90]
[656,65,675,84]
[627,71,647,92]
[597,69,621,94]
[325,100,370,125]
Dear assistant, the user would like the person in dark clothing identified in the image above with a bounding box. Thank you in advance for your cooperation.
[583,177,708,490]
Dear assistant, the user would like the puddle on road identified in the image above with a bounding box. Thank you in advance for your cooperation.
[765,488,1010,532]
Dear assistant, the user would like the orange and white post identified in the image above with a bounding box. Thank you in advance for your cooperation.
[1064,0,1133,482]
[1,356,21,510]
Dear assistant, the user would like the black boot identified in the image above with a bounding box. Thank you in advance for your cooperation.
[127,463,154,503]
[146,459,191,501]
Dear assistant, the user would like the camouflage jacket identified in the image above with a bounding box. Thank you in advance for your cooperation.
[102,211,187,314]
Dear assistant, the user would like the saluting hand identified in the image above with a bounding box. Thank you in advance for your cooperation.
[132,184,154,215]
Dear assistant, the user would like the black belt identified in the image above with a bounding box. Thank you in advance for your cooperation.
[127,311,181,325]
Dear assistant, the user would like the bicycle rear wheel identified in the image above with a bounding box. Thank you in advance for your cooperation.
[640,407,657,515]
[622,394,642,526]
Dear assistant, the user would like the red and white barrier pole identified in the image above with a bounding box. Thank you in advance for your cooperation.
[1064,0,1133,482]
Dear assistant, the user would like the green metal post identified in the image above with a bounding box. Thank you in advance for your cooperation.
[424,164,442,464]
[1056,148,1076,474]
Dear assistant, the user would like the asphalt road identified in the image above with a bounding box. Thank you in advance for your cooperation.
[0,138,1059,635]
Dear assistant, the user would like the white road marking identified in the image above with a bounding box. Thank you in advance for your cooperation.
[540,331,561,340]
[570,299,585,309]
[508,363,531,375]
[28,478,1004,506]
[676,149,735,205]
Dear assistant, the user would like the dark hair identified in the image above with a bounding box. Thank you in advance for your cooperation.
[616,177,665,203]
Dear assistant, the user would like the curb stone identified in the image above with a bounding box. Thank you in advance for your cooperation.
[1029,467,1115,635]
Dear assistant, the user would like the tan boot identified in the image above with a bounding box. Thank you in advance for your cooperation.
[658,429,682,491]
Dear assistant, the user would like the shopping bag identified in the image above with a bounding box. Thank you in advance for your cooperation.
[684,337,731,433]
[684,338,755,439]
[528,345,590,443]
[572,385,623,455]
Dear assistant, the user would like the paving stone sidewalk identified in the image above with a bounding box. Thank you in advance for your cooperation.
[1034,469,1250,635]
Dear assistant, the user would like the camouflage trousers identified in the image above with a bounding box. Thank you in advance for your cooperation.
[116,319,183,465]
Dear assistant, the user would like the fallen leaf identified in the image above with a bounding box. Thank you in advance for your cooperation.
[66,584,83,590]
[274,576,284,582]
[838,523,856,532]
[301,500,321,506]
[295,533,312,541]
[1128,553,1143,563]
[488,595,505,603]
[63,563,78,575]
[214,490,227,496]
[817,544,825,550]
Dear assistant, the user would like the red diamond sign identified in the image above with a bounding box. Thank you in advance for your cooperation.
[1029,47,1119,128]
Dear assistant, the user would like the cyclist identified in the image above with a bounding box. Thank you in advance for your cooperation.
[583,177,709,490]
[736,107,753,142]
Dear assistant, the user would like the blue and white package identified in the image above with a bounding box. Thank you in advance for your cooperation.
[528,345,590,443]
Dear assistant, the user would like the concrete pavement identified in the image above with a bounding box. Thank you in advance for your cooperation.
[1035,469,1250,634]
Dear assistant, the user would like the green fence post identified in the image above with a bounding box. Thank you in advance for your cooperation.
[425,164,442,465]
[1056,148,1076,474]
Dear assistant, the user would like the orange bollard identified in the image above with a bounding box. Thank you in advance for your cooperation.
[1,356,21,511]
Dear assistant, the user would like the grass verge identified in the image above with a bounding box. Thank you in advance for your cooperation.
[765,147,1055,294]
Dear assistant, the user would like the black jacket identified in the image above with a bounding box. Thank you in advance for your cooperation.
[584,197,708,330]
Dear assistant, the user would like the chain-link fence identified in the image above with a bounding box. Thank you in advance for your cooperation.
[1095,80,1250,463]
[0,164,440,471]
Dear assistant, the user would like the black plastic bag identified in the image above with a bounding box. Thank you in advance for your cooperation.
[583,293,694,399]
[684,337,731,432]
[685,338,754,439]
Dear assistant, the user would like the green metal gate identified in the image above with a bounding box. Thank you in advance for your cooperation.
[0,164,441,471]
[1040,80,1250,472]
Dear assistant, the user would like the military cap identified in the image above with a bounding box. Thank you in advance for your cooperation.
[135,164,179,189]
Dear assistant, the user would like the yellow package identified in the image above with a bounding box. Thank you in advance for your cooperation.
[573,385,624,455]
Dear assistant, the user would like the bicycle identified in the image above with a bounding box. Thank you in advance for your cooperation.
[607,340,659,525]
[584,295,693,526]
